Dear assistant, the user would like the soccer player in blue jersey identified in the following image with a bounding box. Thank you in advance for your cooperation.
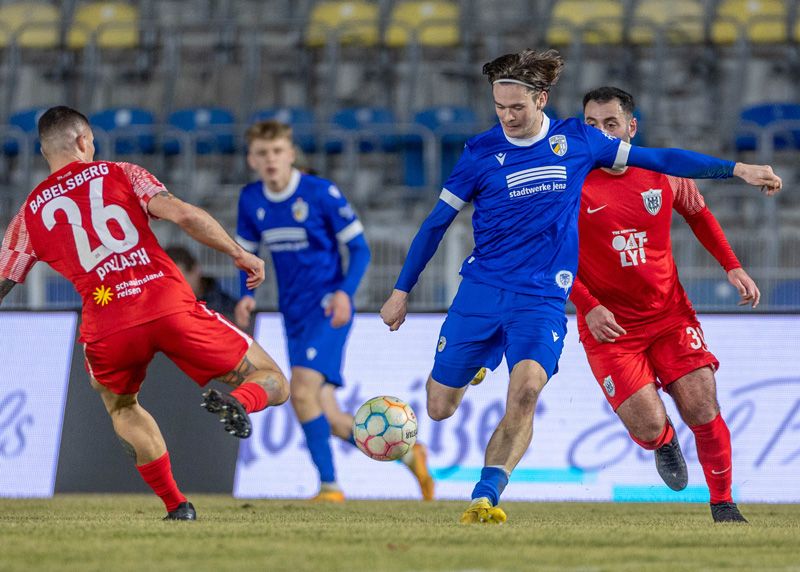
[235,120,434,501]
[380,49,781,524]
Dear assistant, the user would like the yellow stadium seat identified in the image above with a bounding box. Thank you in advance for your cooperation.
[711,0,787,44]
[0,2,59,49]
[629,0,705,44]
[306,1,379,48]
[547,0,624,45]
[385,1,460,48]
[68,1,139,49]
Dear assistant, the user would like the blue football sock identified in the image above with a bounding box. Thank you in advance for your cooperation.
[470,466,509,506]
[301,415,336,484]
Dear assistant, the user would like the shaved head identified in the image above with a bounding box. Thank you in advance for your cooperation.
[38,106,91,157]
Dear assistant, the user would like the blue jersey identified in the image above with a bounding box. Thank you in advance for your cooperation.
[440,115,625,299]
[236,169,365,325]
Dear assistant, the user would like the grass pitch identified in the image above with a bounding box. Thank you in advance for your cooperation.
[0,495,798,572]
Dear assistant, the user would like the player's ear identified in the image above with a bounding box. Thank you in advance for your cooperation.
[628,116,638,139]
[537,90,548,111]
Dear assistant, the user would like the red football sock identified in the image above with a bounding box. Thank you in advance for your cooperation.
[231,382,268,413]
[690,413,733,504]
[630,419,674,451]
[136,451,186,512]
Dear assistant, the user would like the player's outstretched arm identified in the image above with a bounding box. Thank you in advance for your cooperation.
[0,278,16,306]
[727,267,760,308]
[148,191,265,289]
[732,163,782,196]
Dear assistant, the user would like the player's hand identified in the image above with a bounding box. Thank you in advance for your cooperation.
[727,267,760,308]
[233,251,265,290]
[586,304,627,343]
[733,163,782,196]
[234,296,256,329]
[325,290,353,328]
[381,289,408,331]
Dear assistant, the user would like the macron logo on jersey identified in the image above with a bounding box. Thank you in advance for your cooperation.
[506,166,567,199]
[495,153,506,165]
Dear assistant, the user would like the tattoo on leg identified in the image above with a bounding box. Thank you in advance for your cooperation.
[218,354,257,387]
[117,436,137,460]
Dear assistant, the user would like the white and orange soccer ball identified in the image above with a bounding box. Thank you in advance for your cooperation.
[353,396,418,461]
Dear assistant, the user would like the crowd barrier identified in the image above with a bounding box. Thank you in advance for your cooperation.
[2,312,798,502]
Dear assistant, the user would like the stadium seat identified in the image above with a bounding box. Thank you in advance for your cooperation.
[769,279,800,307]
[547,0,624,45]
[90,107,156,155]
[249,107,317,153]
[0,1,59,48]
[164,107,236,155]
[2,107,46,156]
[46,275,81,308]
[684,278,740,309]
[711,0,787,44]
[68,1,139,49]
[405,106,478,187]
[629,0,706,44]
[385,1,460,48]
[735,103,800,152]
[305,1,379,48]
[328,106,398,153]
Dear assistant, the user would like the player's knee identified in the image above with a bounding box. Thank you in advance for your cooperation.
[427,398,457,421]
[507,383,541,417]
[682,401,720,427]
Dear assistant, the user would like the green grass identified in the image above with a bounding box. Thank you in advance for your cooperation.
[1,496,799,572]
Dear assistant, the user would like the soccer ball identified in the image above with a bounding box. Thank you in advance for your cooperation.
[353,396,418,461]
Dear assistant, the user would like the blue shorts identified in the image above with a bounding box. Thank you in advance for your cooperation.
[431,279,567,388]
[285,307,352,387]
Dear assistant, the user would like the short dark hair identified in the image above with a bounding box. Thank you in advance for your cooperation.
[165,245,197,271]
[482,49,565,94]
[582,87,636,118]
[37,106,90,141]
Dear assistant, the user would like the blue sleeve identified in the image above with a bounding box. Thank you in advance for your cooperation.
[394,200,459,293]
[580,122,625,169]
[235,189,260,298]
[319,181,361,237]
[626,145,735,179]
[339,233,371,297]
[442,143,479,204]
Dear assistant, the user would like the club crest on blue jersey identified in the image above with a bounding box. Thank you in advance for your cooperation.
[292,197,309,222]
[256,207,265,221]
[548,134,567,156]
[641,188,662,215]
[555,270,573,292]
[437,336,447,352]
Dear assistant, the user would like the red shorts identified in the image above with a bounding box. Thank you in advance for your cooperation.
[84,302,252,395]
[580,309,719,410]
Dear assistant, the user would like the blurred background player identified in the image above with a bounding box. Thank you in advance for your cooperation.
[166,244,238,321]
[0,106,290,520]
[380,49,781,525]
[572,86,758,523]
[234,120,434,501]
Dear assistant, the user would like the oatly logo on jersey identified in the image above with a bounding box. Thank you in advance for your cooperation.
[611,229,648,267]
[506,166,567,199]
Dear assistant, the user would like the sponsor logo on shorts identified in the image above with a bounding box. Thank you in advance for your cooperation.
[306,347,317,360]
[552,330,560,342]
[437,336,447,352]
[603,375,615,397]
[92,285,114,306]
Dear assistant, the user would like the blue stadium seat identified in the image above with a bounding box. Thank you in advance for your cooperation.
[327,107,398,153]
[46,275,81,308]
[684,278,739,309]
[249,107,317,153]
[2,107,46,156]
[769,279,800,308]
[90,107,156,155]
[164,107,236,155]
[406,106,478,187]
[735,103,800,152]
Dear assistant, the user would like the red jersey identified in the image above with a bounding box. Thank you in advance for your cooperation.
[0,161,196,342]
[573,167,740,329]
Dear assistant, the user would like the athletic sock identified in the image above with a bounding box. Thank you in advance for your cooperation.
[690,413,733,504]
[136,451,186,512]
[470,466,509,506]
[301,414,336,484]
[230,382,268,413]
[630,419,674,450]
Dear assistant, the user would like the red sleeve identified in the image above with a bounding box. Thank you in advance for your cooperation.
[570,275,601,316]
[0,205,38,283]
[118,162,169,215]
[667,175,706,217]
